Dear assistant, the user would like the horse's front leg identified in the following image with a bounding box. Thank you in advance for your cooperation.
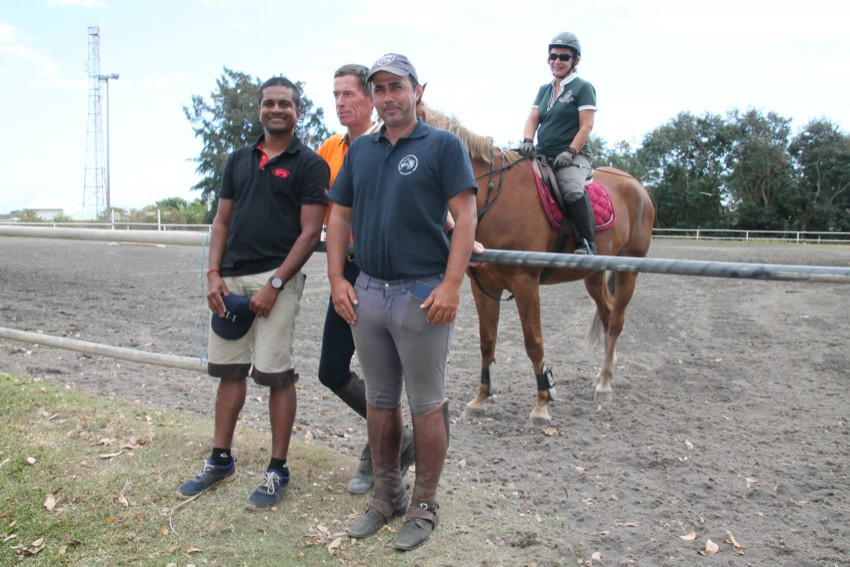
[466,279,500,413]
[512,276,552,424]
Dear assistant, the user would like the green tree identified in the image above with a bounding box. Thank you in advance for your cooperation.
[587,136,645,181]
[185,67,331,221]
[723,109,795,230]
[636,112,730,229]
[789,119,850,231]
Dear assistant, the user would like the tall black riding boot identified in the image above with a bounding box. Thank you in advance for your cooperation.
[566,191,597,254]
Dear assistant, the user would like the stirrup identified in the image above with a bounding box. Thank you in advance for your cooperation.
[573,237,596,255]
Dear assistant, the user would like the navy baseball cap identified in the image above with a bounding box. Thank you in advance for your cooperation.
[367,53,418,83]
[211,294,256,340]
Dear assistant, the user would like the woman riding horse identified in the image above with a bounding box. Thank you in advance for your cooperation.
[518,31,597,255]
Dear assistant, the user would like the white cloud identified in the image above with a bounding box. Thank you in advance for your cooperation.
[46,0,108,7]
[0,22,58,76]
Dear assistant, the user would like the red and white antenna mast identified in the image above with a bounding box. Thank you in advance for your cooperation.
[83,25,105,219]
[83,26,118,220]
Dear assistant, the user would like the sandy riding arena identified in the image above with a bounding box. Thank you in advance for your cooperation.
[1,236,848,565]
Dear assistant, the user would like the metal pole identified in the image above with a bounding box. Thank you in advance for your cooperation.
[98,73,119,224]
[0,327,206,373]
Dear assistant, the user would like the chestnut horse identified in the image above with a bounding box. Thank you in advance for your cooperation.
[419,103,655,424]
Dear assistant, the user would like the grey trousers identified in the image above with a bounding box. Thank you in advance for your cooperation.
[554,152,593,202]
[350,272,453,415]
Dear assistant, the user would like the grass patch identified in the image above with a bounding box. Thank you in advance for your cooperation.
[0,373,571,566]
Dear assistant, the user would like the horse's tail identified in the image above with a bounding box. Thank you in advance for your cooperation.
[585,272,616,350]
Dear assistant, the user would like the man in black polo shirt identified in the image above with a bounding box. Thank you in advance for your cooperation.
[176,77,329,510]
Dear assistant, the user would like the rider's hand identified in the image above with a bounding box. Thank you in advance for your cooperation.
[518,138,535,157]
[553,147,577,168]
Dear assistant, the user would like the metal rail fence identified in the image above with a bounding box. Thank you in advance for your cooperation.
[2,224,849,374]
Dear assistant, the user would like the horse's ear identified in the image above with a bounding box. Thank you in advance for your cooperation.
[416,82,427,109]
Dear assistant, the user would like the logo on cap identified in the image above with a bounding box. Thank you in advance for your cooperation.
[211,294,256,340]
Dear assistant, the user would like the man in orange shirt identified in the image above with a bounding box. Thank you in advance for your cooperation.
[316,64,414,494]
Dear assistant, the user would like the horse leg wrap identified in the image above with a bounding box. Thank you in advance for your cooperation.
[535,364,556,401]
[480,364,492,387]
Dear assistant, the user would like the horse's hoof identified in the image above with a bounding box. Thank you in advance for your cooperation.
[528,409,551,425]
[594,389,614,403]
[466,397,487,414]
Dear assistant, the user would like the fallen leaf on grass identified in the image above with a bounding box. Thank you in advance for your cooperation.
[679,530,697,541]
[99,450,123,459]
[186,547,201,554]
[698,539,719,556]
[117,494,129,507]
[327,537,343,554]
[303,431,314,444]
[161,525,169,536]
[543,427,561,436]
[725,531,744,554]
[44,494,56,511]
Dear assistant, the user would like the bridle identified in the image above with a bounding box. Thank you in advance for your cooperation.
[468,149,531,301]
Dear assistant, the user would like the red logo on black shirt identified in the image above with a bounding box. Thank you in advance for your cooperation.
[272,168,291,179]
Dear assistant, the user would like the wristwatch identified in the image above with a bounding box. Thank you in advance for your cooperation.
[268,276,284,290]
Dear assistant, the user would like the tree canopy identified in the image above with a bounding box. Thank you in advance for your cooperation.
[184,67,331,221]
[600,110,850,231]
[182,68,850,232]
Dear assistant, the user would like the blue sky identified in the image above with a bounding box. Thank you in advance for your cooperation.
[1,0,848,215]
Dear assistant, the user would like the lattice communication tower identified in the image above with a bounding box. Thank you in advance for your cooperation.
[83,25,105,219]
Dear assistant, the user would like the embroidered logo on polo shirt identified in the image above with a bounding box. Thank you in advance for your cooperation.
[272,168,291,179]
[398,155,418,175]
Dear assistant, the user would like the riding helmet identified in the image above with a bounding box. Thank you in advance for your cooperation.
[549,31,581,57]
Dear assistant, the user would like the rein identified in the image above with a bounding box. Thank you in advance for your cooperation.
[468,149,530,302]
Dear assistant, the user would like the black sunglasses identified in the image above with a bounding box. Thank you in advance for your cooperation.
[548,53,573,62]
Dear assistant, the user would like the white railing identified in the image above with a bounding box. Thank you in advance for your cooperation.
[3,222,848,243]
[3,221,211,232]
[652,228,850,244]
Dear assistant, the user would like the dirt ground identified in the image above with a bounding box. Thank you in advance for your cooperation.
[1,236,848,566]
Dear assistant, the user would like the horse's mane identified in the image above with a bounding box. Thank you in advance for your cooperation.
[417,101,494,164]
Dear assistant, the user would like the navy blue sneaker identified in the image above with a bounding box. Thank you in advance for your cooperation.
[245,466,290,511]
[176,457,236,499]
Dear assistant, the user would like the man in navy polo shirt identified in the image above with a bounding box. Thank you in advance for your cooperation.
[177,77,329,511]
[326,53,477,551]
